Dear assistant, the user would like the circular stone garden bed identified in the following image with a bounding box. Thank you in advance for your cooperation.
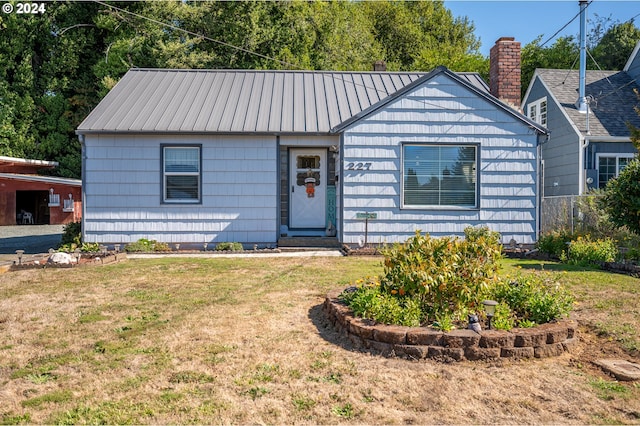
[324,289,579,362]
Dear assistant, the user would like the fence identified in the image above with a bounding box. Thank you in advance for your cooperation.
[540,194,605,235]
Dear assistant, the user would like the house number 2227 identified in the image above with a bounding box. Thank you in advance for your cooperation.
[345,162,372,171]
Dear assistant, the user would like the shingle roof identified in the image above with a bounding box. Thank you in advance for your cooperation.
[535,68,640,138]
[77,69,490,134]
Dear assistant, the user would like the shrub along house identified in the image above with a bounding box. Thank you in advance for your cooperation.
[77,38,547,248]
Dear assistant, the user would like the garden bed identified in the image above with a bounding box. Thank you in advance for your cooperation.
[9,252,127,270]
[324,289,579,362]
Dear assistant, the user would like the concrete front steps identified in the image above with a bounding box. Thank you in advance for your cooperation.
[277,237,342,251]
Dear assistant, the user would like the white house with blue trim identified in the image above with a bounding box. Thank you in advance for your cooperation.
[77,61,547,248]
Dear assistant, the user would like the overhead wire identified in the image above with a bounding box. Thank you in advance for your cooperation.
[92,0,301,70]
[90,0,477,117]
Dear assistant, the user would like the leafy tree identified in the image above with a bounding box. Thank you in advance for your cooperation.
[521,16,640,97]
[600,159,640,236]
[0,0,491,179]
[591,21,640,70]
[600,94,640,235]
[362,0,487,76]
[521,36,580,98]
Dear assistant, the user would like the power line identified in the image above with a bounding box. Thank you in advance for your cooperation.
[90,1,468,115]
[538,1,591,49]
[92,0,301,70]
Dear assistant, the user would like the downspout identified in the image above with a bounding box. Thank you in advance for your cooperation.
[579,136,590,195]
[276,135,281,245]
[78,134,86,242]
[537,131,550,241]
[536,134,542,241]
[338,133,344,245]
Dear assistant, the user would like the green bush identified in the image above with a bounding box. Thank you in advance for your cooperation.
[600,158,640,236]
[58,242,101,253]
[216,242,244,251]
[491,273,574,326]
[490,302,515,331]
[379,227,502,321]
[124,239,170,252]
[536,230,575,258]
[340,282,422,327]
[562,235,617,266]
[60,221,82,246]
[340,228,575,331]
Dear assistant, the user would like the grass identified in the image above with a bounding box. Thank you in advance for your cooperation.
[0,256,638,424]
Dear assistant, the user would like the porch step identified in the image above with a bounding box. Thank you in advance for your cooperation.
[278,237,342,249]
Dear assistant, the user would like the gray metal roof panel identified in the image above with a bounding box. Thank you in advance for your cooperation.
[77,68,492,135]
[535,68,640,138]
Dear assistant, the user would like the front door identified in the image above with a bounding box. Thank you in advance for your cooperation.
[290,148,326,228]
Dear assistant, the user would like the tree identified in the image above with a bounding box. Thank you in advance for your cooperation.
[600,159,640,235]
[591,21,640,70]
[521,36,580,98]
[521,16,640,98]
[0,0,489,179]
[362,0,487,75]
[600,91,640,235]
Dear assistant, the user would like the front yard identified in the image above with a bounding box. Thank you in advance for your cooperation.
[0,256,638,424]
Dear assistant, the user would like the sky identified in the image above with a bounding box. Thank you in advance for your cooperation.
[444,0,640,56]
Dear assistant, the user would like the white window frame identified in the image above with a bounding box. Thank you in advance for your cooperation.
[162,145,202,204]
[401,143,479,210]
[527,97,547,126]
[596,153,636,188]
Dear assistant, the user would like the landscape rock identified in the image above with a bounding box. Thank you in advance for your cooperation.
[47,252,75,265]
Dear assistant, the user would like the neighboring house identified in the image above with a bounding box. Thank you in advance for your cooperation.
[522,41,640,197]
[77,38,547,248]
[0,156,82,225]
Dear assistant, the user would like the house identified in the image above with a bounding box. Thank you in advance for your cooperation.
[522,40,640,197]
[0,156,82,225]
[76,38,547,248]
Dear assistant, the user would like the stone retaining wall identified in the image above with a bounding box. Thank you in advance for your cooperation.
[324,290,579,362]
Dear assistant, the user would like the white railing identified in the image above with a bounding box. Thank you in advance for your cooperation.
[48,193,60,206]
[63,198,74,212]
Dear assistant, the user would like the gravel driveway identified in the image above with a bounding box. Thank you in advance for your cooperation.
[0,225,65,255]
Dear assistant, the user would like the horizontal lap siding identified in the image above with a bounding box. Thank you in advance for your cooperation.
[342,74,539,245]
[84,135,277,244]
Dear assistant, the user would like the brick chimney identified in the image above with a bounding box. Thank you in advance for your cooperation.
[373,60,387,72]
[489,37,521,109]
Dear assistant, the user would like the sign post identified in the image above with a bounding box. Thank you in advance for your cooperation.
[355,212,377,246]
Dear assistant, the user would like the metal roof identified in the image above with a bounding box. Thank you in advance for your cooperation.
[0,156,58,173]
[77,68,490,135]
[0,173,82,186]
[534,68,640,138]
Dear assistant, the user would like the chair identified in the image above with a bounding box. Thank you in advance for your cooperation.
[22,212,33,224]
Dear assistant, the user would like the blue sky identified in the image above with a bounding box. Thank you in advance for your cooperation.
[444,0,640,56]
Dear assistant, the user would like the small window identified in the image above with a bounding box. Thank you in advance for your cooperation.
[403,144,477,208]
[597,154,635,188]
[162,146,201,203]
[528,97,547,126]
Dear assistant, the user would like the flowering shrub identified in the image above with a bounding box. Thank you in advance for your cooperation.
[562,235,617,266]
[491,273,574,325]
[379,227,502,321]
[340,227,574,330]
[341,227,504,327]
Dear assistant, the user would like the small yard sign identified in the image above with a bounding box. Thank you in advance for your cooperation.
[356,212,377,219]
